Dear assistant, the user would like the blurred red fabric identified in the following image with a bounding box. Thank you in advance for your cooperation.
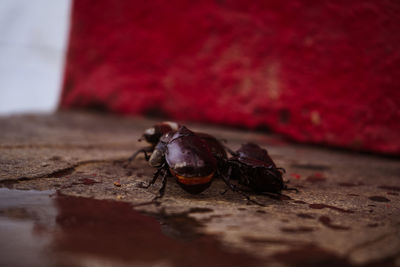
[61,0,400,155]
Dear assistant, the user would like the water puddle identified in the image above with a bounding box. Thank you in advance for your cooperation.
[0,189,56,267]
[0,188,262,267]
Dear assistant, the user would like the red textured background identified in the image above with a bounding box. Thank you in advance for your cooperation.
[61,0,400,155]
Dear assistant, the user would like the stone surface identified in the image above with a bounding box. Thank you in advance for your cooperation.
[0,112,399,266]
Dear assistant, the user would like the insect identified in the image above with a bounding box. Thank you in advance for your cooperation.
[141,126,219,198]
[133,125,295,205]
[224,143,286,194]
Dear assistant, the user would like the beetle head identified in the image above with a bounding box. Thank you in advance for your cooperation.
[141,121,180,145]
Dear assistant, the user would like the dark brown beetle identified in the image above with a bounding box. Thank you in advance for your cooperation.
[141,126,219,198]
[224,143,286,194]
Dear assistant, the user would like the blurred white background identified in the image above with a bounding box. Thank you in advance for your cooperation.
[0,0,71,114]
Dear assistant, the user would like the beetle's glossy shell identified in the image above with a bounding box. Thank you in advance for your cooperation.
[165,127,217,194]
[229,143,283,193]
[166,132,217,178]
[196,132,227,160]
[237,143,276,167]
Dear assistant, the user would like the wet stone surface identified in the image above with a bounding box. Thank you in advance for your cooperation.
[0,112,399,266]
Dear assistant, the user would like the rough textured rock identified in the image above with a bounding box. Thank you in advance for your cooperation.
[61,0,400,155]
[1,112,399,266]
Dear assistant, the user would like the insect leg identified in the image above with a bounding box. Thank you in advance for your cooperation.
[138,163,166,188]
[223,145,238,157]
[277,167,286,174]
[131,167,168,207]
[264,167,282,180]
[219,188,229,195]
[283,185,299,192]
[220,166,265,206]
[128,146,153,162]
[258,191,285,200]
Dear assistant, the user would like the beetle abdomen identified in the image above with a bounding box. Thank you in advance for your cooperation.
[251,167,283,193]
[170,169,214,194]
[165,129,217,194]
[172,171,214,185]
[228,153,284,193]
